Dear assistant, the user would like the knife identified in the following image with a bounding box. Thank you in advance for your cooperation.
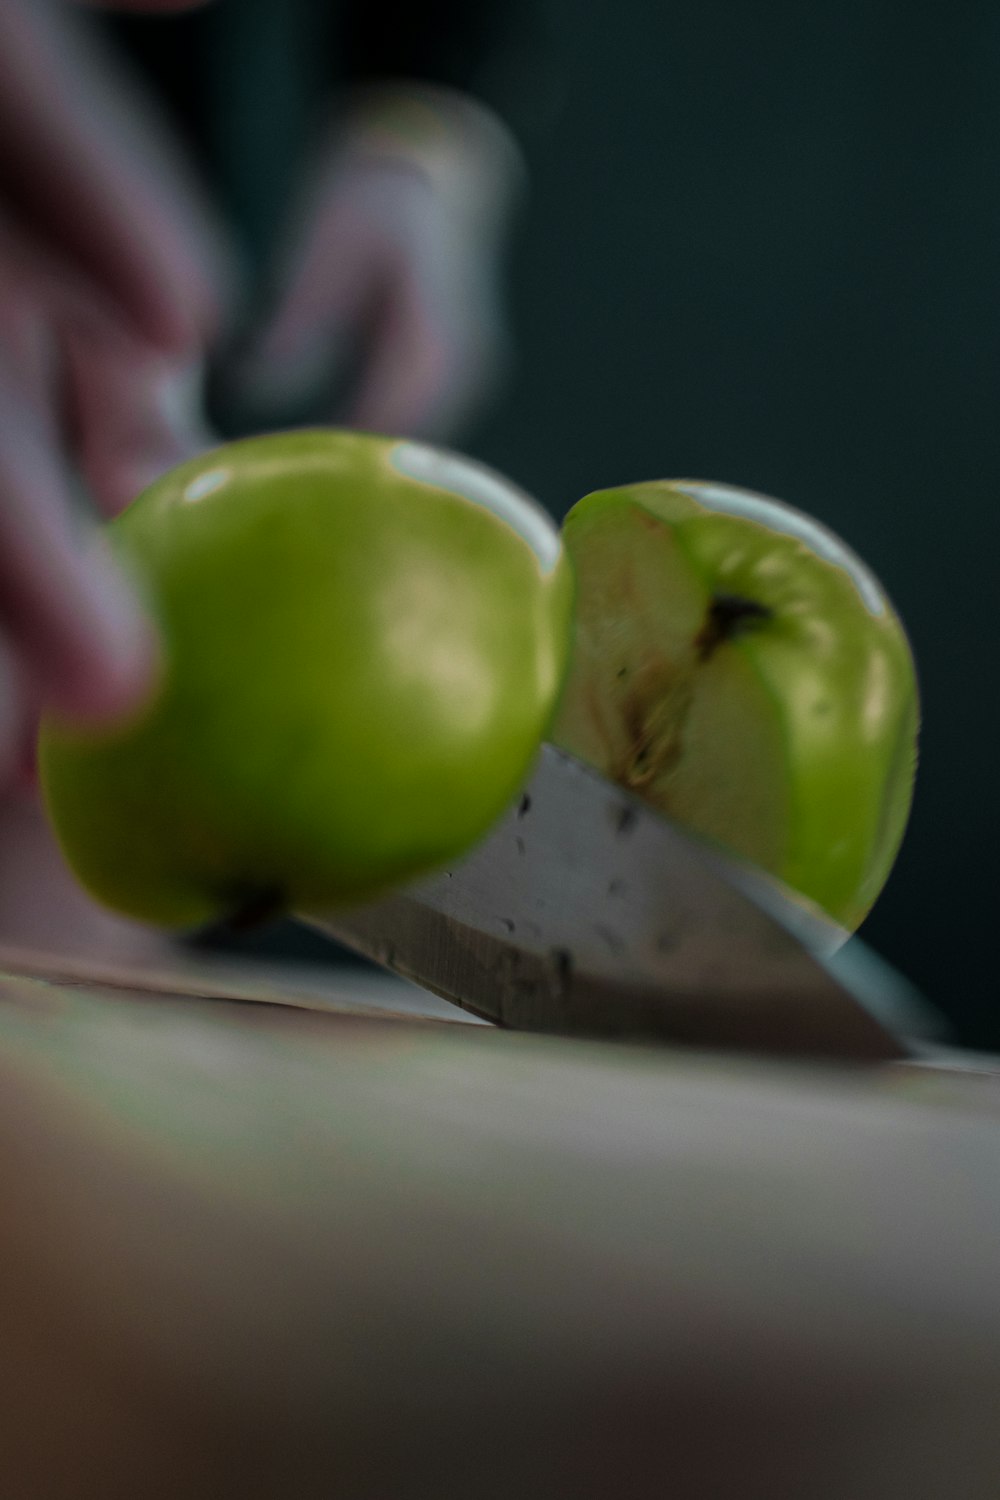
[304,744,942,1063]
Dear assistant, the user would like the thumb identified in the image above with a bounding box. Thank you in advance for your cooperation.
[0,375,160,723]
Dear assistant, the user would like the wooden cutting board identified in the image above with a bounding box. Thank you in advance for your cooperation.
[0,937,482,1026]
[1,947,999,1500]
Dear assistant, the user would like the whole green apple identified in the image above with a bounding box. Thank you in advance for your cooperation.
[551,480,919,931]
[39,431,572,928]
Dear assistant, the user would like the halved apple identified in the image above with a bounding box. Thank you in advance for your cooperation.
[552,480,919,931]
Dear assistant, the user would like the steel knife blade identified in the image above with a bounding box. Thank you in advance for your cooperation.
[302,745,941,1062]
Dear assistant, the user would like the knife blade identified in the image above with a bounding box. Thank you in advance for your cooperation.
[303,745,941,1062]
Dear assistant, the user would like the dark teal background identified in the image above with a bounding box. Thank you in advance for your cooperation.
[467,1,1000,1048]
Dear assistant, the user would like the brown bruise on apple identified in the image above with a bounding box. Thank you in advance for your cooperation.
[553,503,793,876]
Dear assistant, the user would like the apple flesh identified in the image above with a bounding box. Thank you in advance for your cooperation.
[39,431,572,929]
[551,480,919,931]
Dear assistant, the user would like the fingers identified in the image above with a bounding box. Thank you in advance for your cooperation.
[0,366,159,725]
[63,319,218,517]
[225,182,374,415]
[0,0,231,354]
[346,280,445,436]
[0,1,215,789]
[0,206,219,518]
[346,269,501,441]
[0,226,161,801]
[235,156,508,441]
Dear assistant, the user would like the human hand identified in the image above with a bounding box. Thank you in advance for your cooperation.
[234,86,525,442]
[0,240,158,780]
[0,0,227,781]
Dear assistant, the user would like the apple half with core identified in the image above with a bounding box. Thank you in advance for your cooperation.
[551,480,919,932]
[39,431,572,929]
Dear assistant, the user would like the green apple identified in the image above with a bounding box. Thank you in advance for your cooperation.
[551,480,918,931]
[39,430,572,928]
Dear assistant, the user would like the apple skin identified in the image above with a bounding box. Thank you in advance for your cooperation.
[551,480,919,932]
[39,431,573,928]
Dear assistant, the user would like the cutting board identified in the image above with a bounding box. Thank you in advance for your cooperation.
[1,944,999,1500]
